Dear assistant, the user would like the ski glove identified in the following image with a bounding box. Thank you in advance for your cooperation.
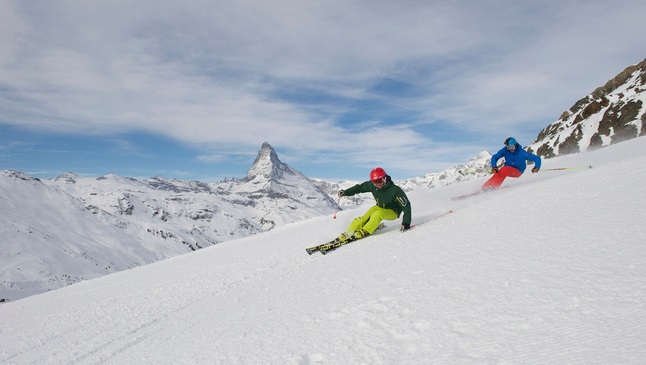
[491,167,499,174]
[531,167,539,173]
[400,224,410,232]
[338,190,345,197]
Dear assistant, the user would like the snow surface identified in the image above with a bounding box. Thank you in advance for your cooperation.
[1,137,646,364]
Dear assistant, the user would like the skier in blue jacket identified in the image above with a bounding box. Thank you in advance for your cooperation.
[481,137,541,190]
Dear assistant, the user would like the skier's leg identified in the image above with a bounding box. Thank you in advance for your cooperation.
[361,207,398,234]
[347,206,379,232]
[338,206,379,241]
[481,166,521,190]
[503,166,523,179]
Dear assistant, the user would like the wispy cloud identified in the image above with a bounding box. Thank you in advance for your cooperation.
[1,0,645,179]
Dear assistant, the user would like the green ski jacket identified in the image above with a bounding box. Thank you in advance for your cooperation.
[343,175,412,226]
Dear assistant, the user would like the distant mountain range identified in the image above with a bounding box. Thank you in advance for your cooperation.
[0,143,337,301]
[2,57,645,302]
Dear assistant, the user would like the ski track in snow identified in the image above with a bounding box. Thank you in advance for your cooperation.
[1,137,646,364]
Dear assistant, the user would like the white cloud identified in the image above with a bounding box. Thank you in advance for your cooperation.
[1,0,645,178]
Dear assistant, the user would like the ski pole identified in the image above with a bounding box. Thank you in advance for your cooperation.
[333,195,342,219]
[540,165,592,171]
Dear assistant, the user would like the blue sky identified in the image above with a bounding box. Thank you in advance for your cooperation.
[1,0,645,182]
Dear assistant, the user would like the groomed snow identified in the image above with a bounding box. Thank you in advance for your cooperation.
[1,137,645,364]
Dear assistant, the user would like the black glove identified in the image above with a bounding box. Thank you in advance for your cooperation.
[531,167,539,173]
[400,224,410,232]
[338,190,345,197]
[491,167,499,174]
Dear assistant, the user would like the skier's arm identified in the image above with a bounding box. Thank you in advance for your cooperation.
[521,150,541,171]
[531,153,542,170]
[396,193,412,227]
[490,149,505,169]
[342,181,373,197]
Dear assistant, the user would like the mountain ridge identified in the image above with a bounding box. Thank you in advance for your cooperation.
[0,142,336,301]
[529,57,646,156]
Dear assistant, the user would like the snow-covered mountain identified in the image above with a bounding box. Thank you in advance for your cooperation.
[529,57,646,156]
[0,142,336,301]
[313,151,492,207]
[2,136,645,364]
[397,150,492,190]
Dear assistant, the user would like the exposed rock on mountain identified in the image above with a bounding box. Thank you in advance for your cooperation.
[232,142,338,229]
[529,58,646,157]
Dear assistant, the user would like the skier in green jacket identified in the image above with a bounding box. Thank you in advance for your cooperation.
[337,167,412,243]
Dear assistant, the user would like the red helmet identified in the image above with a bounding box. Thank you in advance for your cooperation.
[370,167,387,182]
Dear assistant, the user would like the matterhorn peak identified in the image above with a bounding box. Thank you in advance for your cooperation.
[246,142,291,180]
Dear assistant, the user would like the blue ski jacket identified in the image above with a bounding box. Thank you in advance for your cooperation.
[491,144,542,173]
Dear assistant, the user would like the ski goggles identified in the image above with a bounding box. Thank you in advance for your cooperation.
[371,177,385,185]
[506,144,516,151]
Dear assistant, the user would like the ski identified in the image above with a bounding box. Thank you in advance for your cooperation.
[319,236,361,255]
[305,238,340,255]
[452,186,509,201]
[306,211,454,255]
[451,191,483,200]
[305,223,386,255]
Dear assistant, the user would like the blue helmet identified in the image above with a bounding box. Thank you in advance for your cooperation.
[505,137,517,150]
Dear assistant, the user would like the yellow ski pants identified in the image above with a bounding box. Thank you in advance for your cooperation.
[347,205,398,234]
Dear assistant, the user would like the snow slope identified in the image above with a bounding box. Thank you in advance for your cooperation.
[1,137,645,364]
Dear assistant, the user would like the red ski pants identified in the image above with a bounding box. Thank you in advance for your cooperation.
[481,166,522,190]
